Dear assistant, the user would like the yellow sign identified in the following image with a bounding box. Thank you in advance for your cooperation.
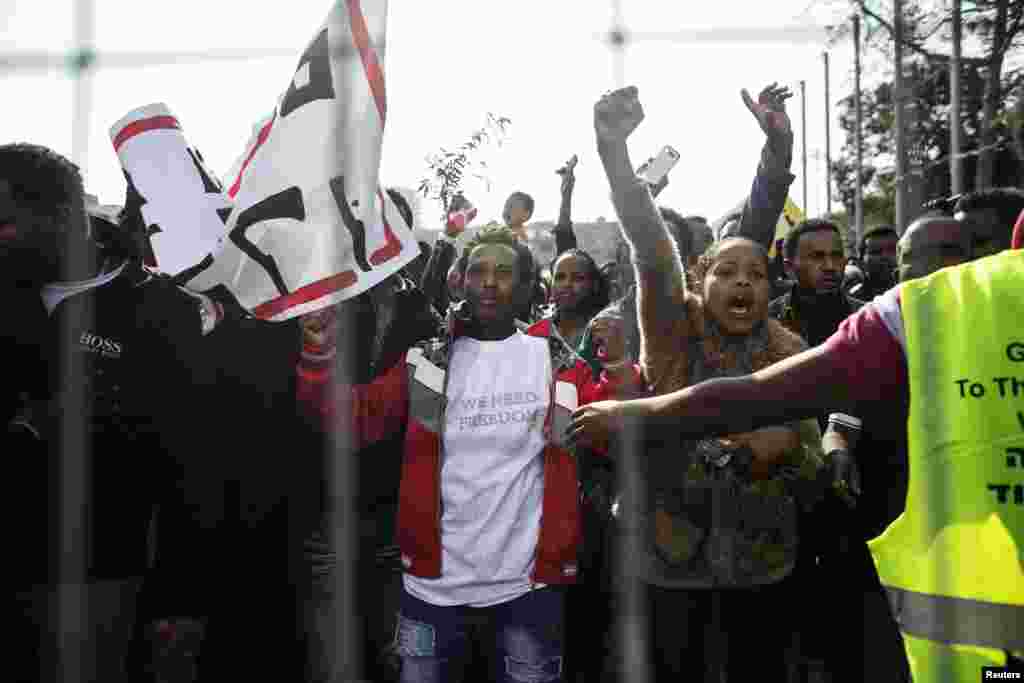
[770,197,805,258]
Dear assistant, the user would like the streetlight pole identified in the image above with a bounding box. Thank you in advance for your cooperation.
[71,0,96,172]
[609,0,626,88]
[950,0,963,196]
[824,50,832,216]
[853,14,864,240]
[801,79,808,212]
[894,0,907,231]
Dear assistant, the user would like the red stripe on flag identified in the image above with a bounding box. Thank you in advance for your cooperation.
[370,189,403,266]
[348,0,387,124]
[112,115,181,151]
[252,270,358,320]
[228,112,278,199]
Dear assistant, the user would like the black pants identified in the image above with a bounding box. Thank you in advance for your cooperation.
[12,578,143,683]
[611,578,796,683]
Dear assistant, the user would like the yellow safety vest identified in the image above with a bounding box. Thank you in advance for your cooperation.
[868,249,1024,682]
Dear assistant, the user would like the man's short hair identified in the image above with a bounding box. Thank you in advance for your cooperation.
[0,143,86,236]
[506,191,535,218]
[784,218,841,261]
[953,187,1024,239]
[687,217,715,259]
[859,225,899,259]
[461,225,536,288]
[717,211,743,241]
[658,206,693,260]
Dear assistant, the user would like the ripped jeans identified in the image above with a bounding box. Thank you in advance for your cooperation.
[395,587,565,683]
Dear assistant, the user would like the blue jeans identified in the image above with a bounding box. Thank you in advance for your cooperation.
[396,587,565,683]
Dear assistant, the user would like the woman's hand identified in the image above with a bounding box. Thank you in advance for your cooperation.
[733,426,800,479]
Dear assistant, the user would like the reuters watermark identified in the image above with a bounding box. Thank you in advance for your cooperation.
[983,667,1023,681]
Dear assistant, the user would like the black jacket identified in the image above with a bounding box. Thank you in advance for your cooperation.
[768,286,865,348]
[5,266,216,588]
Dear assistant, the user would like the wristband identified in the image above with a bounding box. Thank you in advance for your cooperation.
[827,413,862,431]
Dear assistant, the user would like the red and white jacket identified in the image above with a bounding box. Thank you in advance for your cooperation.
[297,318,585,584]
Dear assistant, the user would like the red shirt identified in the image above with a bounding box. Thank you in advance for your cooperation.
[821,286,909,412]
[1013,208,1023,250]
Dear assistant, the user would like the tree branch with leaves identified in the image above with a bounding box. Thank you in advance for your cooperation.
[418,113,512,219]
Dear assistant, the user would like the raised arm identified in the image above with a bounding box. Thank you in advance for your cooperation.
[724,84,796,252]
[419,236,457,315]
[594,87,689,375]
[553,155,578,255]
[420,199,472,315]
[296,307,409,449]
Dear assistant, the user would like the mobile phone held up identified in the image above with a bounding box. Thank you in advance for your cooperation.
[636,145,680,186]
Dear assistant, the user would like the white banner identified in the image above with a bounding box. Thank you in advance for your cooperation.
[109,103,233,276]
[188,0,418,321]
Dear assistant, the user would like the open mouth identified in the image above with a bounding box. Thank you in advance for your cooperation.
[0,222,17,241]
[594,339,609,360]
[726,293,753,316]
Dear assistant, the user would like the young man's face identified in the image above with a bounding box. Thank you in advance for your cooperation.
[862,234,898,283]
[463,243,523,324]
[502,196,532,228]
[787,229,846,295]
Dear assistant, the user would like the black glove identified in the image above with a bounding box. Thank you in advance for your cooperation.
[827,448,861,508]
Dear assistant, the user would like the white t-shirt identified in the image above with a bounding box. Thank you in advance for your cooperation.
[404,331,551,607]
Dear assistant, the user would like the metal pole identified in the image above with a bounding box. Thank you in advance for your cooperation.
[56,3,95,680]
[824,51,832,216]
[853,15,864,240]
[801,80,808,212]
[71,0,95,170]
[894,0,907,231]
[609,0,626,88]
[950,0,963,196]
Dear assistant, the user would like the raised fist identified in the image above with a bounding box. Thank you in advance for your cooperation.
[594,86,645,145]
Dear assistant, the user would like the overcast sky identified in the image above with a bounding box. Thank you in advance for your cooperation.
[1,0,850,230]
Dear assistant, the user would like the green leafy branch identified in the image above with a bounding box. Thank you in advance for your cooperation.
[418,112,511,215]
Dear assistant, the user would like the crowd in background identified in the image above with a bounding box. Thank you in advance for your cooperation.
[3,78,1024,683]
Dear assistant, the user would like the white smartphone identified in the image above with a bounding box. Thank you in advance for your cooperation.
[637,145,680,185]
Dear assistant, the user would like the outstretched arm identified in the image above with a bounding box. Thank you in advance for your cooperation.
[595,87,690,382]
[569,343,856,447]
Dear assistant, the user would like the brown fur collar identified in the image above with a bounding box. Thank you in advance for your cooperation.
[686,293,807,380]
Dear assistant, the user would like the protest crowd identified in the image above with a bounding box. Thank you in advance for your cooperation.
[3,5,1024,683]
